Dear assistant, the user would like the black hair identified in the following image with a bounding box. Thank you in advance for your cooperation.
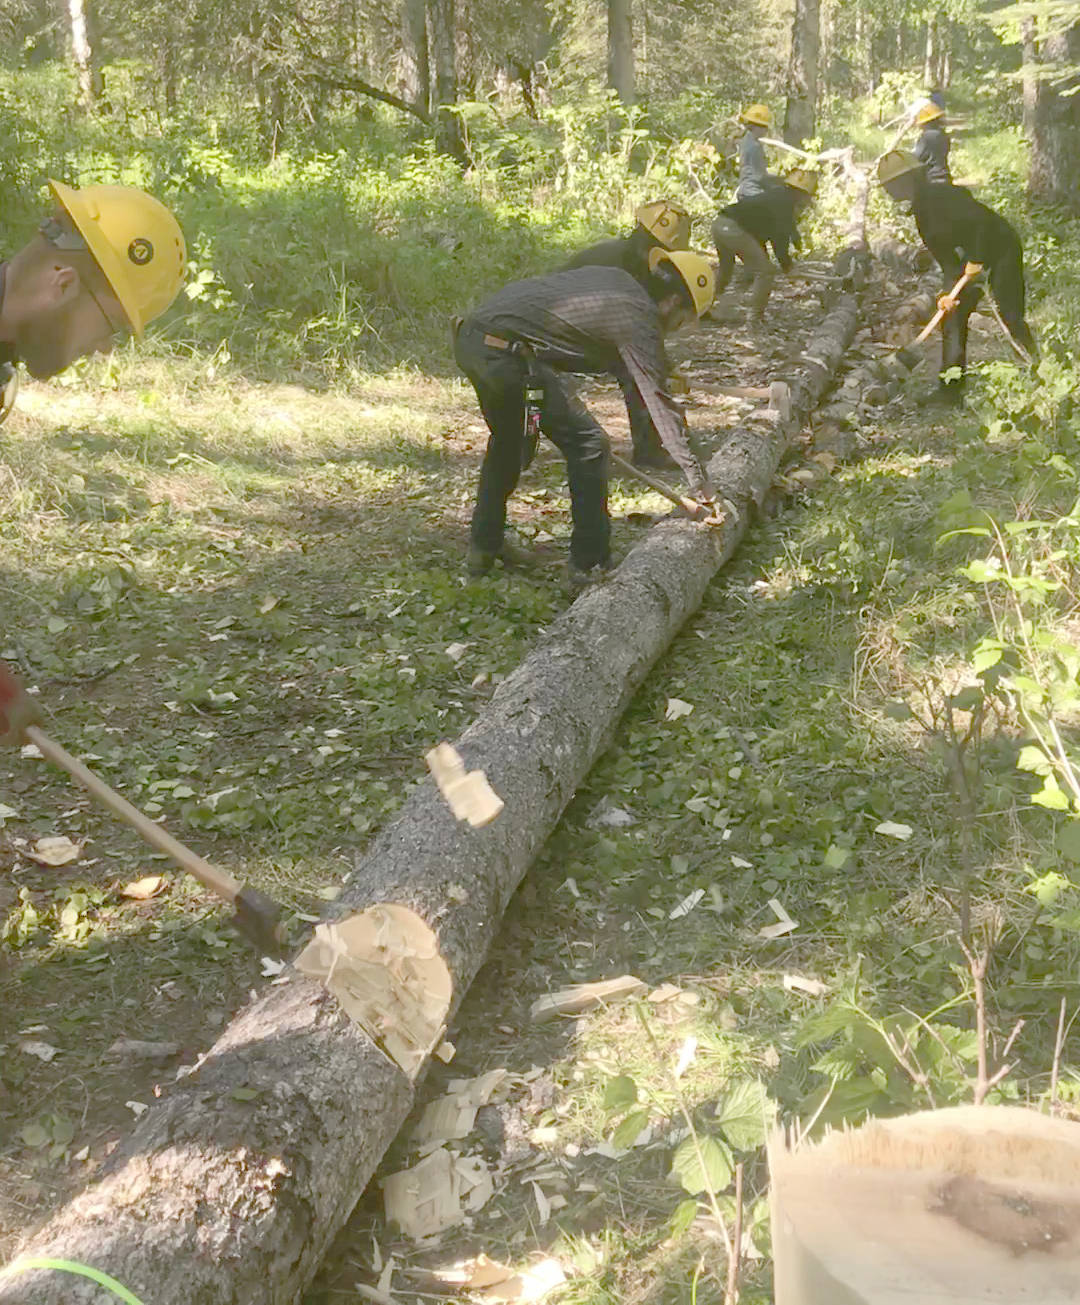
[646,259,693,309]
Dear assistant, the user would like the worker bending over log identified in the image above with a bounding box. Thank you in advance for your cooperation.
[913,101,952,185]
[711,169,817,321]
[454,252,716,591]
[564,200,693,471]
[0,181,186,420]
[877,150,1037,401]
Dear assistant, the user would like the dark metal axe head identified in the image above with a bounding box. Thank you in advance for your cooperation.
[232,886,288,958]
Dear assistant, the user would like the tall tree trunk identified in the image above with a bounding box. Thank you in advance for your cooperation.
[401,0,429,114]
[607,0,635,104]
[1028,20,1080,210]
[428,0,464,156]
[923,13,936,86]
[784,0,820,144]
[67,0,98,109]
[855,0,873,94]
[455,0,476,97]
[1021,18,1038,142]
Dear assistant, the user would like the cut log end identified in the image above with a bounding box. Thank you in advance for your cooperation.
[294,904,452,1079]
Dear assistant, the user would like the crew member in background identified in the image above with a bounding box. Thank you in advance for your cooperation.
[0,180,186,419]
[913,102,952,185]
[454,251,716,591]
[877,149,1037,400]
[563,200,693,470]
[734,104,778,201]
[711,169,817,321]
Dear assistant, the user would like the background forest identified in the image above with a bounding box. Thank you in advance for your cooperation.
[1,0,1077,375]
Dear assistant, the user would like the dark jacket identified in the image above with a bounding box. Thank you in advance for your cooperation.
[562,228,656,287]
[911,181,1022,281]
[464,265,703,488]
[914,125,951,185]
[720,188,803,270]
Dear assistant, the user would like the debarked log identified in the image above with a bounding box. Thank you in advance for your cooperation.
[0,283,865,1305]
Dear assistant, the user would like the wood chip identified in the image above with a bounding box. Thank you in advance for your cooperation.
[383,1147,495,1239]
[30,835,81,866]
[426,742,504,828]
[783,974,828,998]
[529,976,646,1023]
[121,875,166,900]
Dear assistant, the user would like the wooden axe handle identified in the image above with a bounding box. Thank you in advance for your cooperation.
[911,264,983,347]
[25,724,243,905]
[609,451,705,517]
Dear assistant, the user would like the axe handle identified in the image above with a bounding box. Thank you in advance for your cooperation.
[911,264,982,347]
[609,451,704,517]
[25,724,243,905]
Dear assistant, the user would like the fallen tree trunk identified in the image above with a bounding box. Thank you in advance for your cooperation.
[1,290,865,1305]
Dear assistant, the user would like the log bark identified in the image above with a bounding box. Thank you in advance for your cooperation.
[0,283,865,1305]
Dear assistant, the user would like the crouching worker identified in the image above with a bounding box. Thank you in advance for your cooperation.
[711,169,816,321]
[877,150,1037,400]
[564,201,692,470]
[454,251,716,591]
[1,180,186,418]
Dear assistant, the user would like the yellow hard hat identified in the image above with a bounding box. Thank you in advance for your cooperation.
[739,103,772,128]
[634,200,691,250]
[876,149,924,185]
[916,102,945,125]
[784,168,818,196]
[649,248,716,316]
[48,180,187,338]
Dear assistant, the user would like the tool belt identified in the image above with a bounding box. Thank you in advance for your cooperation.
[452,318,544,471]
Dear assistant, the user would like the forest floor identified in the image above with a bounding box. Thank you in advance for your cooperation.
[1,265,1069,1304]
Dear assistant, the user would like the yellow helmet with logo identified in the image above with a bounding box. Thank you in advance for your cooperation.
[49,180,187,338]
[634,200,691,250]
[916,102,945,125]
[648,248,715,316]
[784,168,818,196]
[876,149,924,185]
[739,103,772,128]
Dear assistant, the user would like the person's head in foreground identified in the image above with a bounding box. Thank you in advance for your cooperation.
[646,249,716,335]
[0,181,186,380]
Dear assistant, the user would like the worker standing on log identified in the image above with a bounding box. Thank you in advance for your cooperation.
[913,102,952,185]
[734,103,780,201]
[711,169,817,322]
[563,201,693,472]
[0,181,186,420]
[877,150,1037,401]
[454,252,716,591]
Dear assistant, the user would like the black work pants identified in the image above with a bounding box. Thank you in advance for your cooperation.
[455,326,611,570]
[939,241,1036,391]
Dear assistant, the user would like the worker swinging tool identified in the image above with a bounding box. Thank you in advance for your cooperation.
[453,247,718,592]
[562,199,693,470]
[877,149,1037,401]
[0,180,186,420]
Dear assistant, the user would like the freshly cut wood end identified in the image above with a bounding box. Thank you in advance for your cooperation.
[426,741,505,828]
[295,904,451,1080]
[529,975,646,1023]
[771,1104,1080,1186]
[769,1106,1080,1305]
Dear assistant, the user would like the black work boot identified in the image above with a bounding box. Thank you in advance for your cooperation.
[566,557,612,596]
[466,538,533,577]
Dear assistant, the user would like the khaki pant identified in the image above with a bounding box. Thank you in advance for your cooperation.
[711,216,775,318]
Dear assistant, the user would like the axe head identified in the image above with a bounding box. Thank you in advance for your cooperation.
[0,662,43,748]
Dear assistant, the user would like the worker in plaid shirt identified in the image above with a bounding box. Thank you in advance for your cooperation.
[454,252,716,591]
